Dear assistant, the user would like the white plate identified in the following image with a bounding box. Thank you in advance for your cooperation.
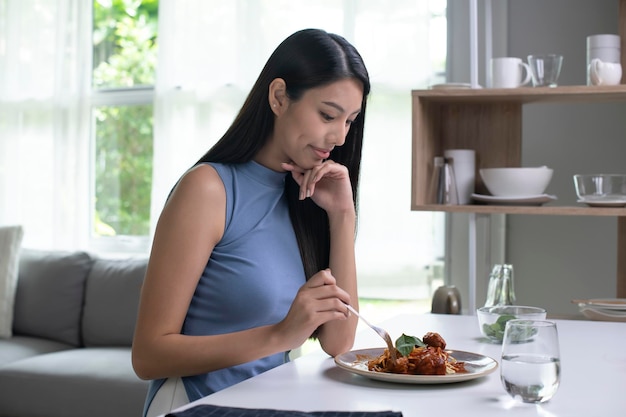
[471,193,557,206]
[577,199,626,207]
[334,348,498,384]
[580,307,626,322]
[430,83,473,90]
[575,298,626,311]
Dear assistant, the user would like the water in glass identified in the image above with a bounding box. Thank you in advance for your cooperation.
[501,354,561,403]
[500,319,561,403]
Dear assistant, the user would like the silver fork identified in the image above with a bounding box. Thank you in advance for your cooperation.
[345,304,397,362]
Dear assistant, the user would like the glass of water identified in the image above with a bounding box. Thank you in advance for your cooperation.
[500,319,561,403]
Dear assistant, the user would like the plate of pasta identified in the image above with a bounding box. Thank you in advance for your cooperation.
[334,332,498,384]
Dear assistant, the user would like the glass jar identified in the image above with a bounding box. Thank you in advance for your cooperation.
[484,264,516,307]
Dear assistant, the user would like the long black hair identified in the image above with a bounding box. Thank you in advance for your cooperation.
[196,28,370,279]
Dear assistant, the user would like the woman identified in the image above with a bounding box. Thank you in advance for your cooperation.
[132,28,370,417]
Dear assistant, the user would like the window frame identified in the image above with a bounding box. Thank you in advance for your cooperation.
[88,85,155,255]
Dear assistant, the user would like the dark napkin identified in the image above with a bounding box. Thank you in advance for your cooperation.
[166,404,403,417]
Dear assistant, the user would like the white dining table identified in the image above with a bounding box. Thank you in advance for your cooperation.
[167,313,626,417]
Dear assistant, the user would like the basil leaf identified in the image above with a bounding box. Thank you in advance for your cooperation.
[395,333,425,357]
[496,314,517,326]
[483,314,518,341]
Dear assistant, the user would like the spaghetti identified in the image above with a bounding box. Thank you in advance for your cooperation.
[367,332,467,376]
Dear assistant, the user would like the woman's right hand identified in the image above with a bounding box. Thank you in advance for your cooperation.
[281,160,355,216]
[274,269,351,350]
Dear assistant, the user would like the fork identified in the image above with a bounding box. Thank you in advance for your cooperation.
[345,304,397,362]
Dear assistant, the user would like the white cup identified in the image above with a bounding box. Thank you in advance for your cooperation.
[589,58,622,85]
[444,149,475,205]
[587,34,620,85]
[489,57,532,88]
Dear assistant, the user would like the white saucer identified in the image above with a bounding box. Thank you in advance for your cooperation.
[577,199,626,207]
[472,193,557,206]
[430,83,473,90]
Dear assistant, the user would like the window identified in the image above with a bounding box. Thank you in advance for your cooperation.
[90,0,158,251]
[89,1,447,305]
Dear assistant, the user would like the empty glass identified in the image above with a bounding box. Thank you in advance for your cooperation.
[501,320,561,404]
[429,156,459,205]
[528,54,563,87]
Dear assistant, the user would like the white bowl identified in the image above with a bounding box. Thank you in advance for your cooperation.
[477,305,547,343]
[480,166,553,197]
[573,174,626,203]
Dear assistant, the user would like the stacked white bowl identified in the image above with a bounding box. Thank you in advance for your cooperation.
[480,166,553,197]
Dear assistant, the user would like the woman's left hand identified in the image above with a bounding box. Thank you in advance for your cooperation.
[281,160,354,214]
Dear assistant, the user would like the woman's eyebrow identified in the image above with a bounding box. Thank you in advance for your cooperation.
[322,101,361,115]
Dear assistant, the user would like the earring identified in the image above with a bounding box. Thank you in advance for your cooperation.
[273,103,277,107]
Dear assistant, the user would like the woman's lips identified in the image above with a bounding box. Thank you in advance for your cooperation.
[312,147,331,160]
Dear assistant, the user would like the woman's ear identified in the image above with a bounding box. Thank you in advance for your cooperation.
[268,78,287,115]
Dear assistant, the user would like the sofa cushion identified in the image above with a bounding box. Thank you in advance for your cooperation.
[13,249,93,346]
[0,335,73,367]
[82,257,147,347]
[0,225,24,338]
[0,347,148,417]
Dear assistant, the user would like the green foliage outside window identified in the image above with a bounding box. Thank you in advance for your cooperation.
[92,0,158,237]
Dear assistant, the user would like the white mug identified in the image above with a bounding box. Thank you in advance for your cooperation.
[589,58,622,85]
[489,57,532,88]
[587,34,620,85]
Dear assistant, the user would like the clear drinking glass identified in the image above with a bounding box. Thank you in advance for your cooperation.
[500,320,561,404]
[527,54,563,87]
[428,156,459,205]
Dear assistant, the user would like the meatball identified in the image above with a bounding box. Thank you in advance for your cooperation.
[410,347,447,375]
[423,332,446,349]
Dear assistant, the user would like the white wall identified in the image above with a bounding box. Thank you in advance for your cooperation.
[447,0,625,317]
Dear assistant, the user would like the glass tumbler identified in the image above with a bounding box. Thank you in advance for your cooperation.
[428,156,459,205]
[500,320,561,404]
[527,54,563,87]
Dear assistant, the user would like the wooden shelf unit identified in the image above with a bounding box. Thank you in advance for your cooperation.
[410,85,626,298]
[411,85,626,213]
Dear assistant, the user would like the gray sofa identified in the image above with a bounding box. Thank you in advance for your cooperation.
[0,249,149,417]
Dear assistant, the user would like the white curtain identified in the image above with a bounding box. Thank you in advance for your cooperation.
[0,0,446,281]
[153,0,446,280]
[0,0,92,250]
[150,1,248,225]
[151,0,290,224]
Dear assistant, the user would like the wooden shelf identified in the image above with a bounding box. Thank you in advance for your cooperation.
[412,85,626,104]
[410,85,626,298]
[412,204,626,216]
[410,86,626,211]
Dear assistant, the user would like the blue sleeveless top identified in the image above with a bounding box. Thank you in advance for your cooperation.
[143,161,306,415]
